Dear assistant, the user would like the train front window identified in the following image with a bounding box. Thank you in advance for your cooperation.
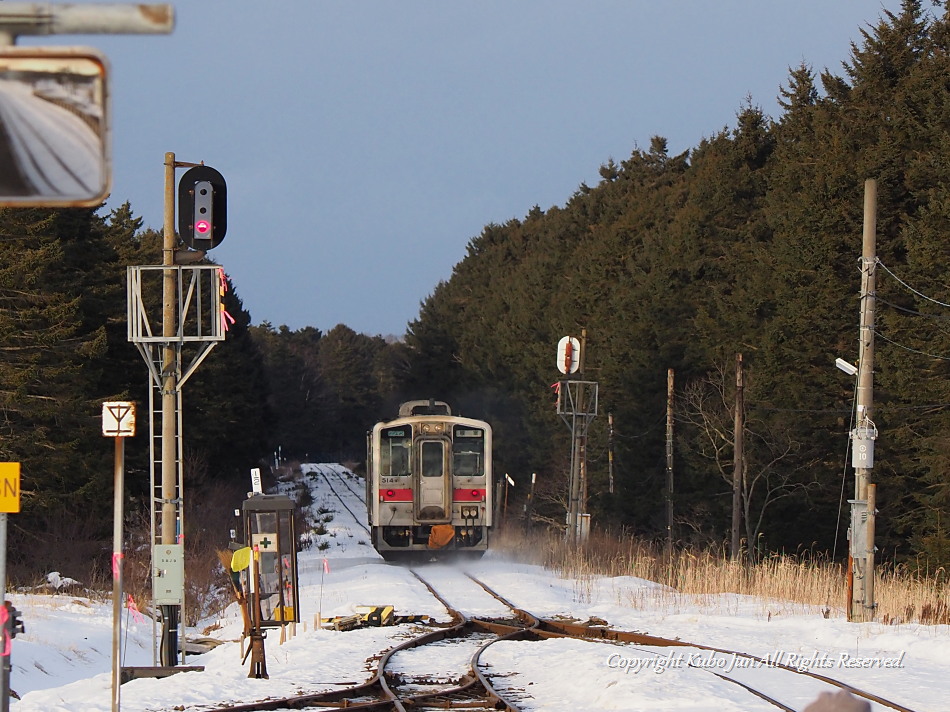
[381,426,412,476]
[453,426,484,477]
[421,441,445,477]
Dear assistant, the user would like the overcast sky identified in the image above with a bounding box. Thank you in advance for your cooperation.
[26,1,922,337]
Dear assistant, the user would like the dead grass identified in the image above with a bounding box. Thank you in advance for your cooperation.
[493,527,950,625]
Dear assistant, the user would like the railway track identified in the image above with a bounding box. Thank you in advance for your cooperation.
[461,573,919,711]
[204,472,922,711]
[196,562,921,711]
[308,464,371,535]
[312,464,367,507]
[200,566,524,711]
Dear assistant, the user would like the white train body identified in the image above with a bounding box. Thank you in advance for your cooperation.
[366,400,492,556]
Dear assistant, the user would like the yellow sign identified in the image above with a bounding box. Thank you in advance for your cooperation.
[0,463,20,513]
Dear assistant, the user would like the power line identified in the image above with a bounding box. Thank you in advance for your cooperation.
[877,260,950,309]
[878,296,950,322]
[872,327,950,361]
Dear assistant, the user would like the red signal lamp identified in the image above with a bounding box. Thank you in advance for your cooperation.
[195,219,211,235]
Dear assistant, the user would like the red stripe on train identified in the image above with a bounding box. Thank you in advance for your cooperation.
[380,488,486,502]
[453,488,486,502]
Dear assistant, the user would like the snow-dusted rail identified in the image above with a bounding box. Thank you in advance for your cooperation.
[463,573,921,712]
[0,79,102,197]
[315,463,367,506]
[308,464,370,536]
[198,567,524,711]
[180,561,924,712]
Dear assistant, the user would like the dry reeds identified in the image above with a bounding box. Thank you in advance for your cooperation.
[492,527,950,626]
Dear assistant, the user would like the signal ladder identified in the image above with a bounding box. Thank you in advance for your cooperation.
[127,264,225,663]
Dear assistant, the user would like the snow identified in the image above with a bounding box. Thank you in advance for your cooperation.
[44,572,80,590]
[7,463,948,711]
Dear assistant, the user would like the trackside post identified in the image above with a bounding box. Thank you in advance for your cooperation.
[0,462,20,712]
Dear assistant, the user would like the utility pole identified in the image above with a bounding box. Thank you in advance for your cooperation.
[160,152,180,665]
[665,370,674,556]
[607,413,615,495]
[578,329,589,531]
[731,354,744,560]
[849,179,878,621]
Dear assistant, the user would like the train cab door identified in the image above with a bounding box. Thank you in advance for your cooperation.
[414,437,452,523]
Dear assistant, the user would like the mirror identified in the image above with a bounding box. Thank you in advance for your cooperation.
[0,47,110,207]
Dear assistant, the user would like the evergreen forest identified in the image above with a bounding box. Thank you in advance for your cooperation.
[2,2,950,581]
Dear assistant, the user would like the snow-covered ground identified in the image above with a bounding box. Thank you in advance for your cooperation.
[7,463,948,711]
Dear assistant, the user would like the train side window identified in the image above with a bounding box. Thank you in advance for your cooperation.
[421,441,444,477]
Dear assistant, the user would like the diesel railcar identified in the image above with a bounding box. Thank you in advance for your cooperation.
[366,400,492,557]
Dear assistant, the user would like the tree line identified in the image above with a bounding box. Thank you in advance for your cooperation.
[403,1,950,569]
[1,1,948,581]
[0,203,405,582]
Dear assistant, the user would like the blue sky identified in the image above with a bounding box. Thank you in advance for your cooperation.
[26,1,921,337]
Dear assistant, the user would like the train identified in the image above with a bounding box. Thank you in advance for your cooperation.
[366,400,493,558]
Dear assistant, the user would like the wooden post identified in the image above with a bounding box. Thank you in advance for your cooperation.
[665,370,674,557]
[607,413,615,495]
[160,151,181,665]
[850,179,878,622]
[731,354,744,560]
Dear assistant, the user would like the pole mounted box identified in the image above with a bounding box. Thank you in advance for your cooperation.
[178,165,227,250]
[152,544,184,606]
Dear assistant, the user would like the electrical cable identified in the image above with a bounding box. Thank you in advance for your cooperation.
[872,328,950,361]
[877,260,950,309]
[827,376,858,611]
[877,296,950,321]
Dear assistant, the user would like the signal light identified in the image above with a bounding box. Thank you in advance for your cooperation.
[4,602,24,639]
[178,166,227,250]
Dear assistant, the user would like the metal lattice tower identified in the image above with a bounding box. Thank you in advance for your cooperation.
[127,264,224,661]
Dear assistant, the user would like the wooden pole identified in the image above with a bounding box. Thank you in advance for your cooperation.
[160,151,180,664]
[665,369,674,557]
[607,413,615,495]
[731,354,744,560]
[850,179,878,622]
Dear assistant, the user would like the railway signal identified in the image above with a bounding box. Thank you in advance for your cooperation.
[178,165,227,250]
[557,336,581,375]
